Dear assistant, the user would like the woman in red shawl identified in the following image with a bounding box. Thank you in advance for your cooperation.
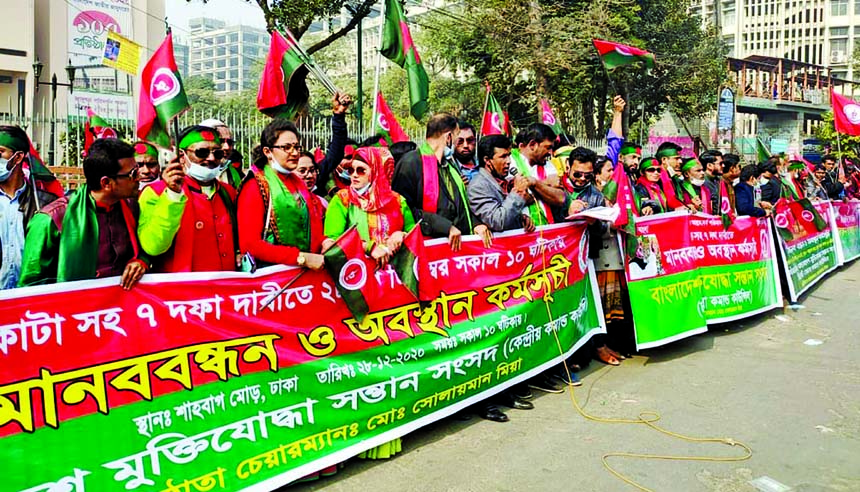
[322,146,416,267]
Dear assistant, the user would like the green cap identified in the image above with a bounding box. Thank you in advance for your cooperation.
[788,160,806,171]
[681,158,699,172]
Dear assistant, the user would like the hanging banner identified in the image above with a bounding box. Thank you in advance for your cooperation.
[625,212,782,350]
[102,30,142,75]
[68,0,133,66]
[773,200,840,302]
[1,223,604,492]
[832,200,860,263]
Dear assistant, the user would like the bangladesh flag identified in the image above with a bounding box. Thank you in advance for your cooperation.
[323,228,384,322]
[84,108,117,154]
[480,84,510,137]
[592,39,655,71]
[137,33,189,148]
[539,99,564,136]
[381,0,429,120]
[375,91,410,146]
[257,30,310,120]
[389,225,424,301]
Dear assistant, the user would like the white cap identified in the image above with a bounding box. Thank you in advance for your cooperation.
[199,118,226,128]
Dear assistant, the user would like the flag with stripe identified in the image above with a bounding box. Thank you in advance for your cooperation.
[389,225,424,301]
[257,31,310,119]
[592,39,655,71]
[323,228,383,322]
[481,84,510,137]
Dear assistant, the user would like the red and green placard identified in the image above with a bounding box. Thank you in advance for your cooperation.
[624,212,782,349]
[0,223,604,491]
[773,200,840,301]
[832,200,860,263]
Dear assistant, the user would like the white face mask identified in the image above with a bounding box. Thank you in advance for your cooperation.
[732,178,740,186]
[354,183,371,195]
[187,162,225,183]
[690,177,705,187]
[269,158,293,175]
[0,156,17,183]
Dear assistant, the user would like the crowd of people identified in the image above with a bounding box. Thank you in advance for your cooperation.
[2,92,859,478]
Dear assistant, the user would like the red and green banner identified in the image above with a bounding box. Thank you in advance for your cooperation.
[773,200,840,301]
[539,99,564,136]
[624,212,781,349]
[592,39,655,71]
[381,0,429,120]
[1,223,603,492]
[480,84,510,137]
[257,30,310,120]
[374,91,410,146]
[137,33,190,148]
[832,200,860,263]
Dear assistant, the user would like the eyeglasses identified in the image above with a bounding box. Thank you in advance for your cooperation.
[571,171,594,179]
[191,148,226,161]
[270,143,302,153]
[644,168,661,174]
[223,139,235,146]
[111,166,140,180]
[344,166,368,176]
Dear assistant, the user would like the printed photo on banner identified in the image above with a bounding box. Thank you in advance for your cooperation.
[627,234,664,280]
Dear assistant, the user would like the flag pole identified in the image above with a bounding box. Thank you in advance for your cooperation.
[165,24,181,152]
[371,0,387,133]
[836,130,847,182]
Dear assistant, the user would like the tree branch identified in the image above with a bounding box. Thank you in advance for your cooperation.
[306,0,376,55]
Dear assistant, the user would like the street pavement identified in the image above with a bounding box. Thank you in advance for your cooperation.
[290,262,860,492]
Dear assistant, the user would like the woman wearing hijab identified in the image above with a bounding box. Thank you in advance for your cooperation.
[634,157,679,215]
[323,146,416,268]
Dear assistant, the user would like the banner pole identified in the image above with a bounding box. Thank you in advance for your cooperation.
[479,82,490,137]
[371,0,386,133]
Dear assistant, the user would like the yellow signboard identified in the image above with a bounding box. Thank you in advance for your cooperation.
[102,30,141,75]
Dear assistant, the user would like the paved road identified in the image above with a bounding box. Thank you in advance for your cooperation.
[291,263,860,492]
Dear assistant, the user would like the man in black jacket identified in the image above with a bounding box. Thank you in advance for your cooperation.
[758,157,782,206]
[820,154,845,200]
[392,113,491,250]
[735,165,771,217]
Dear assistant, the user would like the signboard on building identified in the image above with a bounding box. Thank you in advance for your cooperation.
[68,90,134,123]
[68,0,133,66]
[717,87,735,131]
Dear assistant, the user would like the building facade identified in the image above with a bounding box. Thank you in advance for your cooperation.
[690,0,860,80]
[187,18,268,94]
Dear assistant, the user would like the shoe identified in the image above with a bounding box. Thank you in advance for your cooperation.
[478,405,509,422]
[528,375,565,394]
[512,386,534,400]
[500,394,534,410]
[596,346,620,366]
[552,371,582,387]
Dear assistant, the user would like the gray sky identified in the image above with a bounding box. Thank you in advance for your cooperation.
[165,0,266,34]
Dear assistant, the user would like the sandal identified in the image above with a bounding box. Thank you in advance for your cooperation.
[606,346,626,360]
[596,346,620,366]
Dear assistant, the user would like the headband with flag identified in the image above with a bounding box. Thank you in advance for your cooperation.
[134,142,159,158]
[639,157,660,170]
[681,158,699,172]
[655,147,680,159]
[0,131,29,153]
[178,128,221,149]
[620,143,641,156]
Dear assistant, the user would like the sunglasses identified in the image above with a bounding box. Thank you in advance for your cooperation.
[271,143,302,153]
[644,168,661,174]
[571,171,594,179]
[223,139,235,146]
[111,166,140,180]
[343,166,369,176]
[191,148,226,160]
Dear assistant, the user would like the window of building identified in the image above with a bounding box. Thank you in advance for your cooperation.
[204,49,213,58]
[230,33,239,44]
[230,82,239,91]
[831,38,849,63]
[217,59,226,68]
[217,47,226,57]
[230,69,239,79]
[243,33,257,44]
[216,35,226,44]
[216,82,225,91]
[831,27,849,37]
[192,63,201,72]
[832,0,848,15]
[855,0,860,14]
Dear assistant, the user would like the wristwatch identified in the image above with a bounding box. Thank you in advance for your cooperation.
[296,253,307,267]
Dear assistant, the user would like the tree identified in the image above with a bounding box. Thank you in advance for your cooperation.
[184,75,218,108]
[815,111,860,161]
[421,0,727,140]
[194,0,377,55]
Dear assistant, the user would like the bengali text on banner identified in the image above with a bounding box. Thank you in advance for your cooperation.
[0,223,604,492]
[624,212,782,350]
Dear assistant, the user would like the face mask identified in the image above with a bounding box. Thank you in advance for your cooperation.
[187,163,225,183]
[354,183,371,195]
[443,135,455,160]
[732,178,740,186]
[759,177,769,186]
[270,158,292,175]
[690,178,705,187]
[0,156,17,183]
